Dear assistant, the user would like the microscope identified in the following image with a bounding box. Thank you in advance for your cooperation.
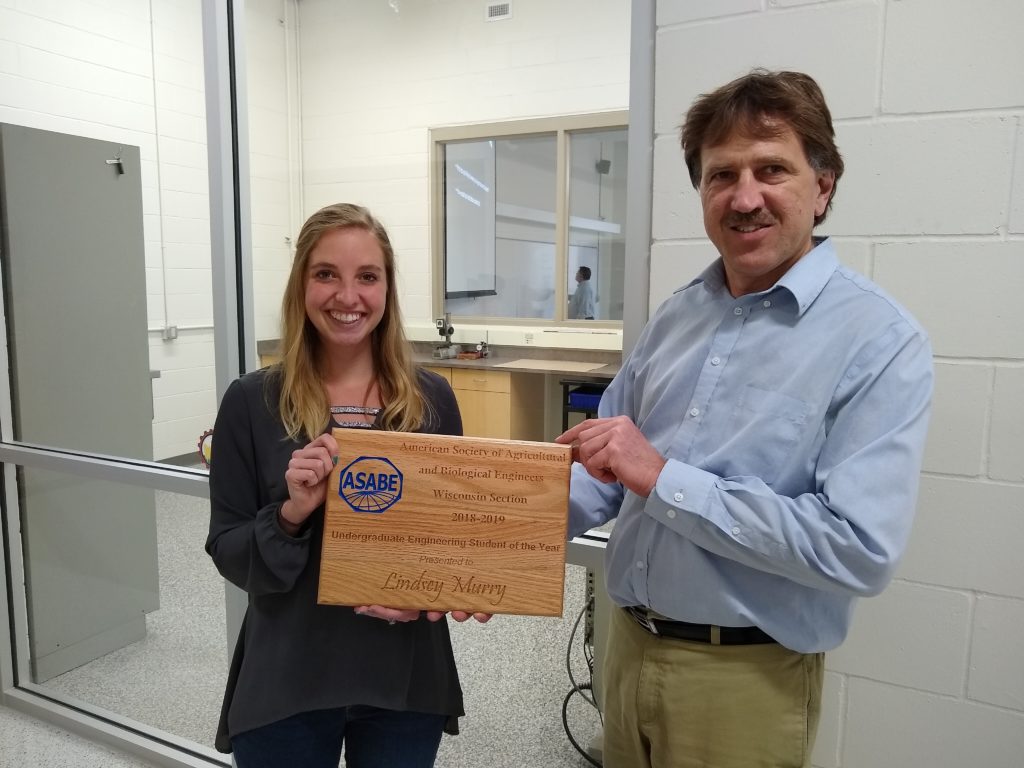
[432,313,460,359]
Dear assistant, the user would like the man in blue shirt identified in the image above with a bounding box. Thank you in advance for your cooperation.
[569,265,596,319]
[557,70,933,768]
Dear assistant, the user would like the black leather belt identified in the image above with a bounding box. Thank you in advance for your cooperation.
[625,606,775,645]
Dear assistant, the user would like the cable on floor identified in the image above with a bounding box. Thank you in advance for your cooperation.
[562,594,602,767]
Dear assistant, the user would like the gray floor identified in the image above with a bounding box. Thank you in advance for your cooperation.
[1,491,602,767]
[0,706,157,768]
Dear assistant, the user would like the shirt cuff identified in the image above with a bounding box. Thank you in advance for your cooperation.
[261,501,313,543]
[643,459,717,535]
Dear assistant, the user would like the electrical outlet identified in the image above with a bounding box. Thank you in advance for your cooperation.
[524,332,534,345]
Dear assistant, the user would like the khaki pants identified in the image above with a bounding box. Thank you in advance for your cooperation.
[602,607,824,768]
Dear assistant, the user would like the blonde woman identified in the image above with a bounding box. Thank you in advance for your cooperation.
[207,204,484,767]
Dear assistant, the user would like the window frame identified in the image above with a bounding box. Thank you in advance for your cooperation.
[430,110,629,327]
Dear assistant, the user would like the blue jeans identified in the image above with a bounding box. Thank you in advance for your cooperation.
[231,705,447,768]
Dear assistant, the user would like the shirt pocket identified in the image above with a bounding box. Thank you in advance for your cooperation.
[724,385,810,485]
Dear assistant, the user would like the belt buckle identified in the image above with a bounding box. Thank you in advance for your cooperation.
[630,606,659,636]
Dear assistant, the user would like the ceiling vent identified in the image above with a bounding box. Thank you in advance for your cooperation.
[485,2,512,22]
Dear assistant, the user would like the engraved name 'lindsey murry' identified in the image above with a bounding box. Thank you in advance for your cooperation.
[381,570,508,605]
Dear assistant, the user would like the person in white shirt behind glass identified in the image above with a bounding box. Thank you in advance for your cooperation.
[557,69,933,768]
[568,265,596,319]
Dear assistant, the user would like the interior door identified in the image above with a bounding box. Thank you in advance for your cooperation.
[0,124,159,681]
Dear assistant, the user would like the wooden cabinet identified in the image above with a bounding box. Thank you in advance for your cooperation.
[256,359,544,441]
[452,368,511,440]
[427,366,545,441]
[423,365,451,385]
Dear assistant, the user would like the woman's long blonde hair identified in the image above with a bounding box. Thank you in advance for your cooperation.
[274,203,425,439]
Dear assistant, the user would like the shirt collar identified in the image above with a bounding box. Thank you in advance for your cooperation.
[682,237,838,317]
[775,237,838,316]
[685,259,727,293]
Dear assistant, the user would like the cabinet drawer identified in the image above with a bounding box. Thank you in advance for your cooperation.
[452,368,510,394]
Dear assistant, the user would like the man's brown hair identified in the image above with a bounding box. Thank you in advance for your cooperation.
[680,69,844,225]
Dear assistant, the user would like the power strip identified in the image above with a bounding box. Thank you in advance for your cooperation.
[584,568,596,646]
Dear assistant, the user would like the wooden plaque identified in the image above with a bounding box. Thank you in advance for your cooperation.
[318,429,571,616]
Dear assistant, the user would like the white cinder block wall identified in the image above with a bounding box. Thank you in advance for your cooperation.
[0,0,213,460]
[296,0,630,345]
[0,0,294,460]
[652,1,1024,766]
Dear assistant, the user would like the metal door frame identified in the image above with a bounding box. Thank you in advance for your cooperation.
[0,0,252,764]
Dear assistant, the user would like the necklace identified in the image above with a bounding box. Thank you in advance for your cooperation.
[329,404,381,429]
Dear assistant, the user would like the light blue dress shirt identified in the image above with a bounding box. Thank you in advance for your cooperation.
[568,238,933,652]
[569,279,596,319]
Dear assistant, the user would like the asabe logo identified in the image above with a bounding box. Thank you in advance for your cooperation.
[338,456,403,513]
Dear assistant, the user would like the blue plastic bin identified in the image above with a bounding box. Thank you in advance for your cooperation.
[568,385,605,411]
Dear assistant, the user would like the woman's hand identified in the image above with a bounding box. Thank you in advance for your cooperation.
[281,432,339,531]
[355,606,494,624]
[450,611,493,623]
[355,605,422,624]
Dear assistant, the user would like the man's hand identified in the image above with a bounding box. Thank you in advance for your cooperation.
[556,416,666,498]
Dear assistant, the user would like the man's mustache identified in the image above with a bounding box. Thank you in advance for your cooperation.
[724,211,775,228]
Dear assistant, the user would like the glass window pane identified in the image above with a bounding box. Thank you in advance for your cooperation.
[0,0,219,464]
[443,140,497,300]
[15,467,224,751]
[444,135,558,320]
[245,0,298,369]
[567,129,628,321]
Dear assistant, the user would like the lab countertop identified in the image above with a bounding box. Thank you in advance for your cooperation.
[256,339,620,380]
[412,349,619,380]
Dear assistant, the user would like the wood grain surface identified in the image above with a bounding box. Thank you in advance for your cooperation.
[318,429,571,616]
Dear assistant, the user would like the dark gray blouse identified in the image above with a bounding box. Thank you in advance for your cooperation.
[206,366,464,752]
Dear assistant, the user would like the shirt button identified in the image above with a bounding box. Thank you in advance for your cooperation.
[710,356,721,366]
[733,307,743,315]
[636,561,645,569]
[731,526,741,536]
[673,492,684,503]
[689,407,700,417]
[762,299,771,308]
[666,509,676,519]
